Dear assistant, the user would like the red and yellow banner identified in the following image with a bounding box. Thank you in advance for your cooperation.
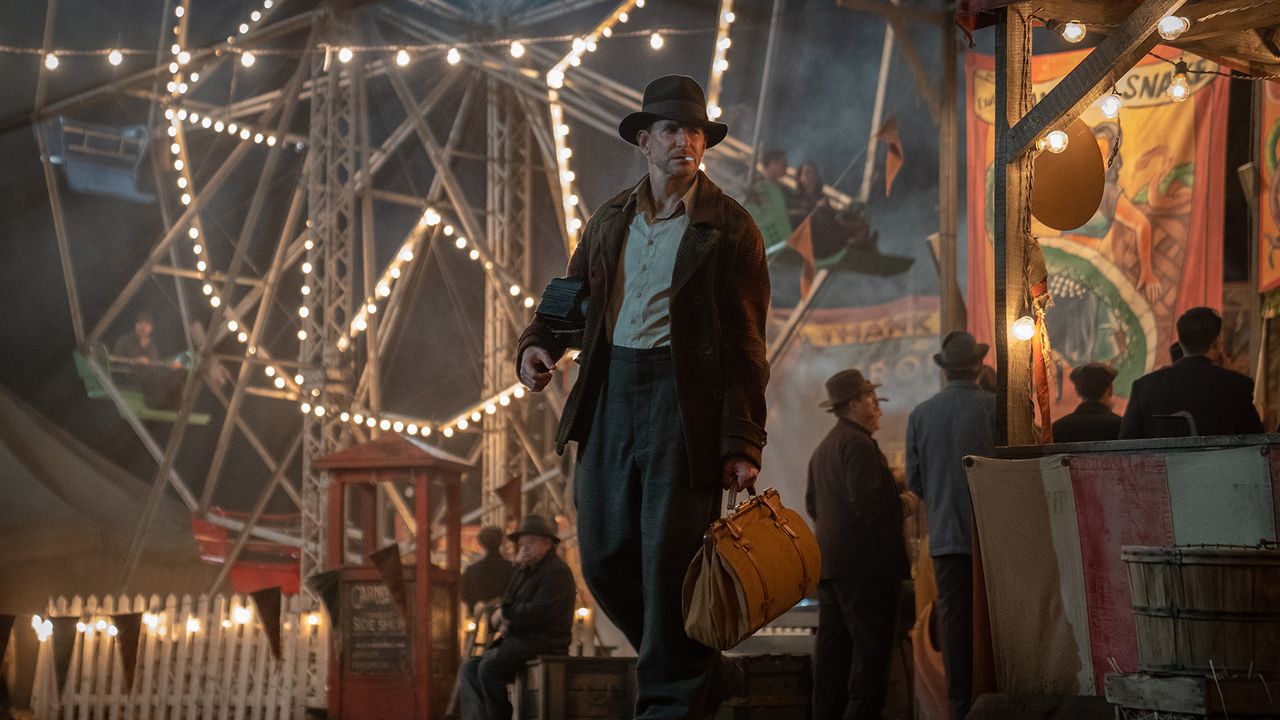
[966,48,1227,416]
[1257,82,1280,294]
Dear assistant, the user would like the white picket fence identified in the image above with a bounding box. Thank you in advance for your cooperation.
[30,593,327,720]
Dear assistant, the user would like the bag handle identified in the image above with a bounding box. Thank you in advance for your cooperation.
[725,485,757,513]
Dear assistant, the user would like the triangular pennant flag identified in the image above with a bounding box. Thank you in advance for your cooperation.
[875,116,904,196]
[250,588,283,662]
[305,569,342,625]
[0,615,13,662]
[494,476,522,526]
[786,214,817,297]
[368,545,410,621]
[110,613,143,693]
[50,616,80,694]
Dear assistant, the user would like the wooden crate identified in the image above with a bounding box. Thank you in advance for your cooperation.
[715,695,810,720]
[1105,672,1280,717]
[730,653,812,699]
[517,656,637,719]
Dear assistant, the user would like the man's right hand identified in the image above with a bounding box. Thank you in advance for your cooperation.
[518,346,556,392]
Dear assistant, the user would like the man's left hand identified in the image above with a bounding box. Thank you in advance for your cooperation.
[721,458,759,493]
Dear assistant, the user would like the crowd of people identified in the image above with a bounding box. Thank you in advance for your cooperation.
[454,72,1280,720]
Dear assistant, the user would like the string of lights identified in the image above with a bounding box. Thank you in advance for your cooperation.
[11,28,709,67]
[546,0,651,248]
[704,0,737,121]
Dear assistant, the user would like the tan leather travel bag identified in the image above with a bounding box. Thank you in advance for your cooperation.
[681,487,821,650]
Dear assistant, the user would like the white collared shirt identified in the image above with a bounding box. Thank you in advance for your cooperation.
[606,177,699,348]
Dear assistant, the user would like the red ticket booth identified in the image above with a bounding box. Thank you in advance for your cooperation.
[314,434,470,720]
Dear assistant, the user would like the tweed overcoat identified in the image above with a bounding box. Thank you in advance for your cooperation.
[516,172,770,485]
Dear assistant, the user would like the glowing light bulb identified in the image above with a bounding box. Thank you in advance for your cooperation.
[499,394,510,406]
[509,284,521,296]
[232,606,252,625]
[455,237,467,249]
[178,50,191,65]
[513,386,526,399]
[241,51,255,67]
[457,418,469,430]
[650,33,664,50]
[447,47,461,66]
[1012,315,1036,341]
[423,208,441,225]
[337,47,353,63]
[618,11,628,22]
[396,49,410,66]
[713,58,729,73]
[186,617,201,633]
[393,421,405,432]
[510,41,525,58]
[443,427,454,437]
[469,250,479,260]
[1168,62,1191,102]
[379,418,391,430]
[471,411,482,422]
[239,128,250,140]
[44,53,60,70]
[1098,92,1122,119]
[1157,15,1190,40]
[443,224,454,236]
[108,49,123,66]
[485,403,497,414]
[1060,20,1086,43]
[707,104,722,120]
[1045,130,1069,154]
[175,5,185,16]
[547,69,564,88]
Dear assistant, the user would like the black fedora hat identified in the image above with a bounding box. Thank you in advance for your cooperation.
[508,514,560,545]
[618,75,729,148]
[933,331,990,370]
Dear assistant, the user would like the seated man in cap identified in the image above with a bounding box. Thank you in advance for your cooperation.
[1052,363,1122,443]
[1121,307,1263,438]
[806,369,907,720]
[459,515,576,720]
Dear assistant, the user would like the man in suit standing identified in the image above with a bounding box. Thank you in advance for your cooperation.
[459,515,576,720]
[806,369,908,720]
[1120,307,1264,438]
[460,526,515,618]
[1053,363,1122,443]
[906,331,996,720]
[517,75,769,718]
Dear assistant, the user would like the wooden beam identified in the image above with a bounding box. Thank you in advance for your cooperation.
[886,13,942,123]
[1008,0,1187,159]
[993,5,1036,446]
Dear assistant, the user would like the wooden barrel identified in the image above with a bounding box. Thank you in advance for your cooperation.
[1122,545,1280,675]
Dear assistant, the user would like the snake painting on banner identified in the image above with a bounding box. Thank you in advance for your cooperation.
[966,48,1227,419]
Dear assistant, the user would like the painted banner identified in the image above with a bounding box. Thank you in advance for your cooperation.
[966,49,1227,418]
[763,295,940,519]
[1258,81,1280,294]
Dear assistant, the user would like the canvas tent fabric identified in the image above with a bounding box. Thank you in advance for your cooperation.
[0,382,214,707]
[966,446,1280,696]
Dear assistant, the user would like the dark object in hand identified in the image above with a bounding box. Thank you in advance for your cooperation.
[535,276,589,335]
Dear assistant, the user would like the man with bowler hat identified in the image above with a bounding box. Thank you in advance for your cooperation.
[517,74,769,718]
[459,515,576,720]
[905,331,995,720]
[1053,363,1123,443]
[806,369,908,720]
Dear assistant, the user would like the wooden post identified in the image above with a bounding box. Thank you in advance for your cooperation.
[993,4,1036,446]
[414,469,430,719]
[938,9,962,335]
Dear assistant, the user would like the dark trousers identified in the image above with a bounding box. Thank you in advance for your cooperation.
[459,638,537,720]
[932,554,973,720]
[575,346,723,720]
[813,578,900,720]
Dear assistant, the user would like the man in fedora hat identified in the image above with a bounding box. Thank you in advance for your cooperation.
[460,515,576,720]
[1053,363,1123,443]
[461,526,515,618]
[517,74,769,718]
[806,369,908,720]
[905,331,996,720]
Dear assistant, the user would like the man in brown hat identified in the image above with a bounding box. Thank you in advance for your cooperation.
[1052,363,1122,443]
[905,331,996,720]
[517,74,769,718]
[806,369,907,720]
[459,515,576,720]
